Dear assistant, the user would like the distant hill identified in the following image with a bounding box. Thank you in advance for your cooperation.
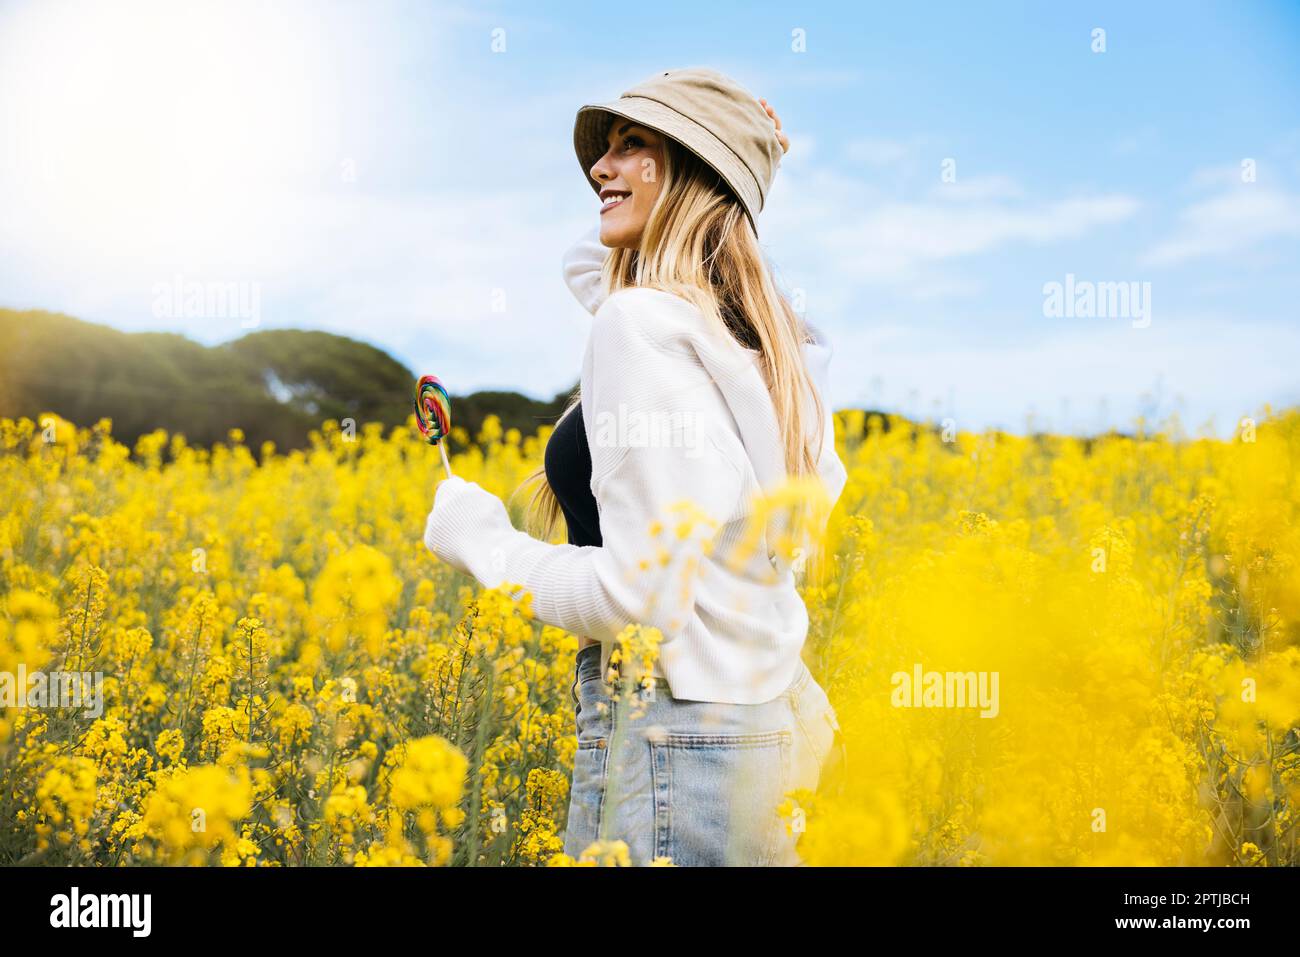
[0,310,574,451]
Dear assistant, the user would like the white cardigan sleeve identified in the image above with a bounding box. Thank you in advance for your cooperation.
[423,294,744,644]
[560,224,609,316]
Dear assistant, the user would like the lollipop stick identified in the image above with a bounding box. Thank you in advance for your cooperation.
[438,441,453,479]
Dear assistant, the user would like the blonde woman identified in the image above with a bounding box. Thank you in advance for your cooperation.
[424,67,847,866]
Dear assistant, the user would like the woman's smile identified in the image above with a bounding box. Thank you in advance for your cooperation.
[599,188,631,214]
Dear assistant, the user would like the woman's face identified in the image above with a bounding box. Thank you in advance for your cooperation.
[588,119,666,249]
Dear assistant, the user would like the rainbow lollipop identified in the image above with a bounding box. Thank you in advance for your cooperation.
[414,374,453,478]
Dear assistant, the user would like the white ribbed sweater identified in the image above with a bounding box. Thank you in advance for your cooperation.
[423,226,848,703]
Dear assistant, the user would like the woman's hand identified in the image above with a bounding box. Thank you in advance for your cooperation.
[423,475,513,583]
[423,475,469,571]
[758,98,789,154]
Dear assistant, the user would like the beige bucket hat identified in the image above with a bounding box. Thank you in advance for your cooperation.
[573,66,783,235]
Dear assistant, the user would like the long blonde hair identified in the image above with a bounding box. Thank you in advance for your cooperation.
[516,132,825,542]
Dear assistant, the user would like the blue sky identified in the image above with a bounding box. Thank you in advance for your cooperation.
[1,0,1297,436]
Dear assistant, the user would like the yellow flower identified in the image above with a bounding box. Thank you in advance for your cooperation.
[388,736,468,815]
[130,764,253,865]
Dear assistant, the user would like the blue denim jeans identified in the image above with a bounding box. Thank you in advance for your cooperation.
[563,643,841,866]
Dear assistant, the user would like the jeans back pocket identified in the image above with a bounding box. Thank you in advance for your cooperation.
[649,729,792,866]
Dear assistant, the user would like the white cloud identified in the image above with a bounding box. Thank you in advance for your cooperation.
[766,156,1138,286]
[928,175,1024,202]
[823,313,1300,438]
[819,194,1139,281]
[1141,186,1300,267]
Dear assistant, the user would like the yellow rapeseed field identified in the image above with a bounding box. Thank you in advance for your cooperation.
[1,407,1297,866]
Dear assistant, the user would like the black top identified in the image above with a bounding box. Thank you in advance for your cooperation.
[544,405,602,546]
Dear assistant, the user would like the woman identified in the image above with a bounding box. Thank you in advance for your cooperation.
[424,67,847,866]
